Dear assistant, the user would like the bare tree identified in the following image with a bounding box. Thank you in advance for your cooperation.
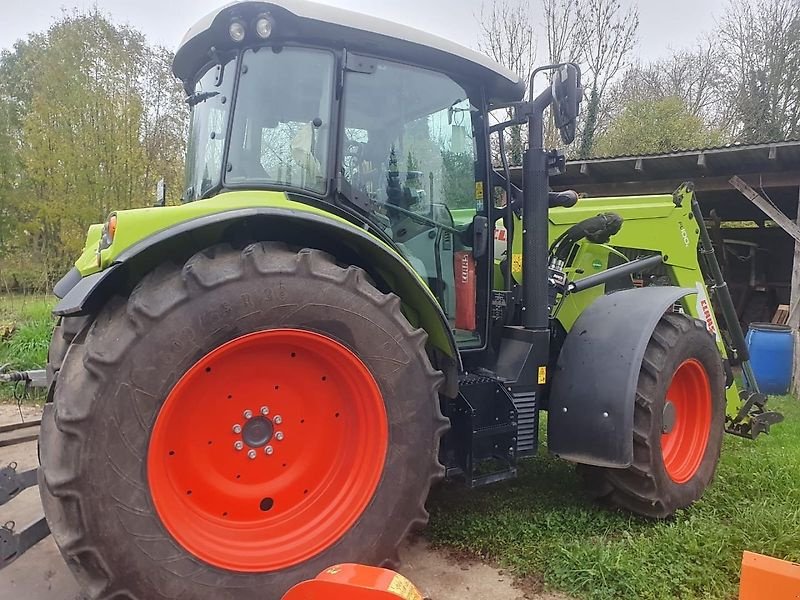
[543,0,585,67]
[541,0,585,148]
[478,0,536,164]
[577,0,639,157]
[608,41,727,128]
[717,0,800,142]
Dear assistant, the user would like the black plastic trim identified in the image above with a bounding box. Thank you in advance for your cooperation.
[52,267,82,300]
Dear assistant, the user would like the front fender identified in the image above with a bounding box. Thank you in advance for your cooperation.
[53,206,460,390]
[547,286,695,467]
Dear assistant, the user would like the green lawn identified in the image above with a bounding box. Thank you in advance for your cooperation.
[0,293,55,402]
[427,396,800,600]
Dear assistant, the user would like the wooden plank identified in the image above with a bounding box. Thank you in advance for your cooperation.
[729,176,800,244]
[772,304,789,325]
[791,186,800,396]
[543,170,800,197]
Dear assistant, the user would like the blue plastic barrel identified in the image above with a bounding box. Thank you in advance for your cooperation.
[745,323,793,395]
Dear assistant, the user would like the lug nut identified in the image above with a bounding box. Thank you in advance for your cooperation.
[243,409,253,419]
[247,449,257,459]
[273,415,282,425]
[260,406,269,416]
[234,441,244,451]
[232,424,242,434]
[275,431,284,441]
[265,445,274,455]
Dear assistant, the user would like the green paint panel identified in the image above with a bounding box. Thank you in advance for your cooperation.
[72,191,455,357]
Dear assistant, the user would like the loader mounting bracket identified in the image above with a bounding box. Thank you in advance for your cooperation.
[726,389,784,439]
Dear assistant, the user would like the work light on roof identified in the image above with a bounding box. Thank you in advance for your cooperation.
[255,14,274,39]
[229,20,246,42]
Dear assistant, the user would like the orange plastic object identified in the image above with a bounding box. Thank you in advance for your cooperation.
[147,329,388,572]
[740,551,800,599]
[454,250,476,331]
[283,564,423,600]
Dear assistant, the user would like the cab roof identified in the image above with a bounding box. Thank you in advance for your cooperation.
[173,0,526,104]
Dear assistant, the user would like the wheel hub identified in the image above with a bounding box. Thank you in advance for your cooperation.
[240,414,275,448]
[662,401,677,434]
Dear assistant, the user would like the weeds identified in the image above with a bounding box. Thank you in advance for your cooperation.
[0,294,55,403]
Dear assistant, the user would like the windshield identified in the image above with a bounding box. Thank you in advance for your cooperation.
[341,57,482,344]
[227,47,335,194]
[184,57,236,201]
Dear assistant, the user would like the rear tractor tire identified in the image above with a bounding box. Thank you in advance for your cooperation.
[39,242,448,600]
[580,313,726,518]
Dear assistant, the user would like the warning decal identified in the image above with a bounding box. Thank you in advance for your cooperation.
[387,573,423,600]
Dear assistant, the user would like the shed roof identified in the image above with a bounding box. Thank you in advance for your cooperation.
[509,140,800,222]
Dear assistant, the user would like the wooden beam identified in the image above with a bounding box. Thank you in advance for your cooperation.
[728,176,800,243]
[790,186,800,397]
[547,170,800,196]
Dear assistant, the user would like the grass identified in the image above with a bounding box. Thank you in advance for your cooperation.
[427,396,800,600]
[0,293,56,403]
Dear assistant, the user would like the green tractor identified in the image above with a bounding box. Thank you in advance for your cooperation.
[29,1,779,598]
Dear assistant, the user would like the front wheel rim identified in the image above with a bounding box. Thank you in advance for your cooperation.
[660,358,712,484]
[147,329,388,572]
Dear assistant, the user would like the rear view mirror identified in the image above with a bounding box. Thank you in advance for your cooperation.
[551,63,582,144]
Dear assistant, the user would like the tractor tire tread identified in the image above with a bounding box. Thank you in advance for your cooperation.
[40,242,446,599]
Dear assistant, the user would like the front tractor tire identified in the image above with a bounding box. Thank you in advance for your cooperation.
[581,313,726,518]
[40,242,447,600]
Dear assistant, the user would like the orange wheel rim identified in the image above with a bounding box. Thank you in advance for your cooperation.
[147,329,388,572]
[660,358,712,484]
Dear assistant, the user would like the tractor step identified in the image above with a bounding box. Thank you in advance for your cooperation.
[444,375,518,488]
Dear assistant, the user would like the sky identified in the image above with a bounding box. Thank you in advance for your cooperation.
[0,0,728,62]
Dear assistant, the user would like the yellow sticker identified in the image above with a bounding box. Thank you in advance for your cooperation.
[387,573,423,600]
[538,366,547,384]
[475,180,484,200]
[511,253,523,274]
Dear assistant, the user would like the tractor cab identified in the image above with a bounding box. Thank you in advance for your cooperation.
[174,0,529,348]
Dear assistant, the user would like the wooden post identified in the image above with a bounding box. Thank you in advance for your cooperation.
[729,176,800,243]
[791,186,800,397]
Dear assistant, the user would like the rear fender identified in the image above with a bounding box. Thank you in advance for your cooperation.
[548,286,695,467]
[53,208,460,394]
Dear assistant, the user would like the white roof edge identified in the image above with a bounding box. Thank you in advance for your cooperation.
[178,0,523,88]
